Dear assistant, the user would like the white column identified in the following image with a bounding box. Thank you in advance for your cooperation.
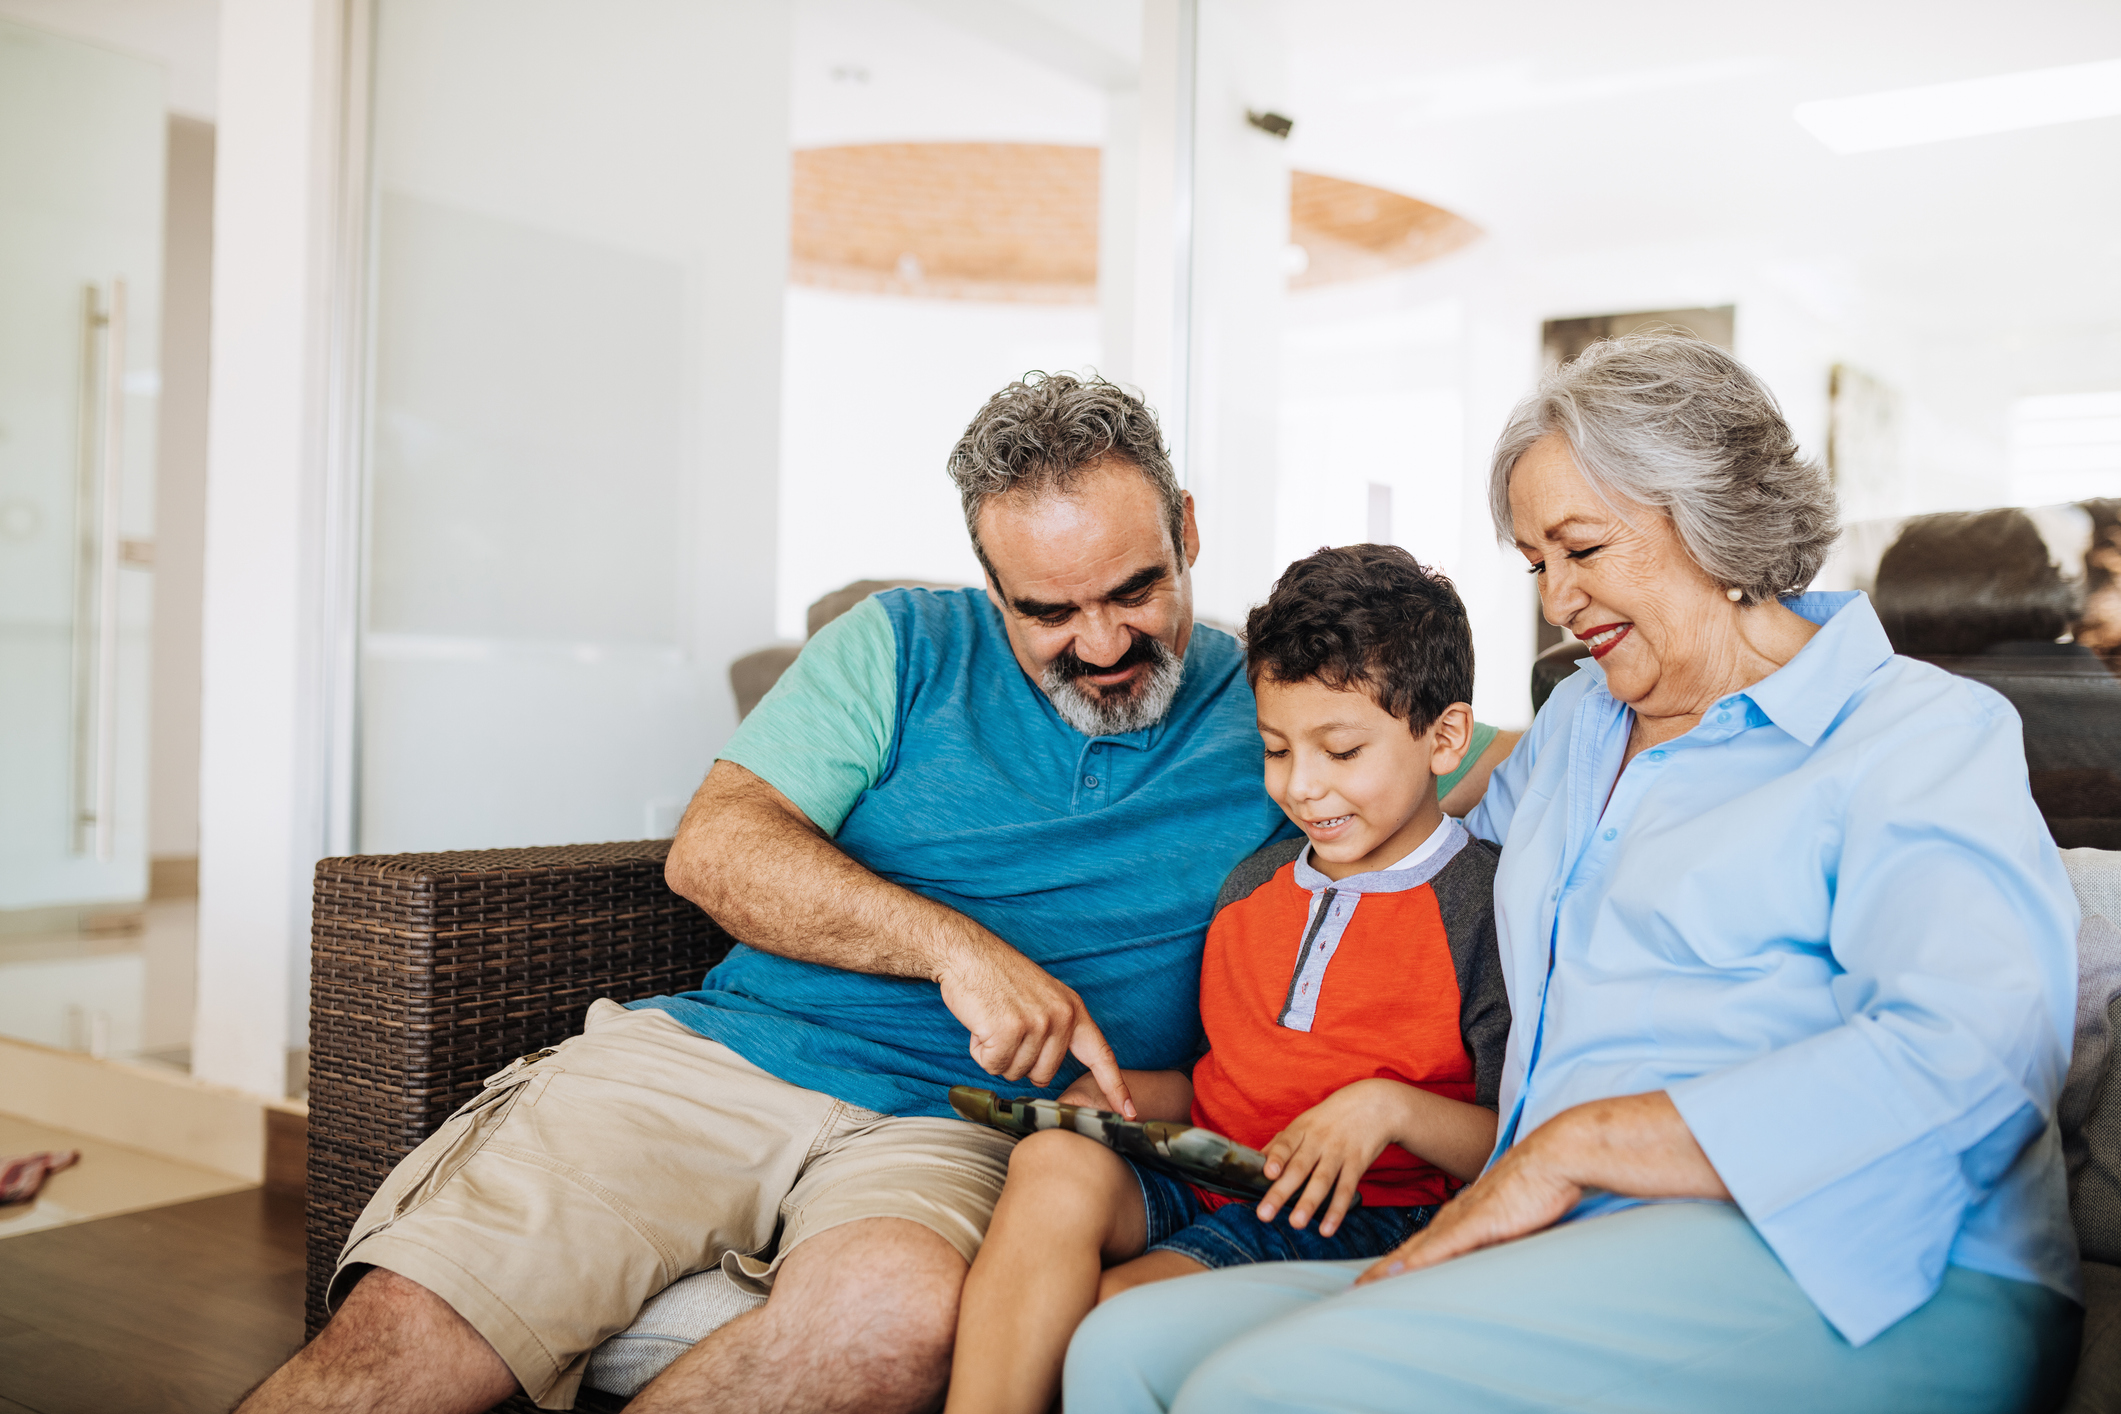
[192,0,341,1098]
[1182,0,1290,627]
[1096,88,1141,388]
[1118,0,1190,439]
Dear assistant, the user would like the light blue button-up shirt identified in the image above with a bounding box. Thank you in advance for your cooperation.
[1466,591,2080,1345]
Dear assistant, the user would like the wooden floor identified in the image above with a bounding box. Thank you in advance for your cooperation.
[0,1188,306,1414]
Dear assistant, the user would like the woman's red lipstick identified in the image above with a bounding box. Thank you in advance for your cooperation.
[1580,623,1632,659]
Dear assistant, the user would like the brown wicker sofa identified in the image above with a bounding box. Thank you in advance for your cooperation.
[306,838,2121,1414]
[305,840,730,1414]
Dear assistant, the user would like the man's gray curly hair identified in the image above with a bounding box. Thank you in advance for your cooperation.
[1488,335,1839,605]
[947,372,1182,582]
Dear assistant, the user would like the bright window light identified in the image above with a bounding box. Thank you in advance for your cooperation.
[2011,391,2121,506]
[1794,58,2121,154]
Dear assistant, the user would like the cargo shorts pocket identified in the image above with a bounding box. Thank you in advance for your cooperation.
[353,1050,565,1244]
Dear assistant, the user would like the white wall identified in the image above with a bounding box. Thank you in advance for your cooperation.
[775,290,1095,638]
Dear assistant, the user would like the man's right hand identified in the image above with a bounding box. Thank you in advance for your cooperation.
[935,939,1136,1119]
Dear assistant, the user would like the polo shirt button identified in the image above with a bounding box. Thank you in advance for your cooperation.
[1716,711,1730,723]
[1648,750,1665,760]
[1603,827,1617,841]
[1084,774,1099,788]
[1090,743,1104,755]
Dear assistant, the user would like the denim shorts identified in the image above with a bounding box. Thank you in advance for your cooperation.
[1127,1159,1437,1270]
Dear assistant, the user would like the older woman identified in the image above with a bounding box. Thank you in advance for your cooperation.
[1063,336,2082,1412]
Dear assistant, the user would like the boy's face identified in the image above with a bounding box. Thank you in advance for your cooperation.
[1255,676,1474,882]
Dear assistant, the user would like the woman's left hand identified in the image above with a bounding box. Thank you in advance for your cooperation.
[1354,1090,1729,1286]
[1352,1128,1580,1284]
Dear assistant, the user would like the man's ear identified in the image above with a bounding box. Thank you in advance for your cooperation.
[1425,702,1476,778]
[1179,491,1202,570]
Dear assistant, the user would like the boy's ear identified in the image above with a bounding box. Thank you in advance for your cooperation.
[1424,702,1477,778]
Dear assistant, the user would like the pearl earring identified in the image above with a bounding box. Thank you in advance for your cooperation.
[1726,587,1744,602]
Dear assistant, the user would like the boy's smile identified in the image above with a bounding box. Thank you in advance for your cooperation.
[1255,676,1475,882]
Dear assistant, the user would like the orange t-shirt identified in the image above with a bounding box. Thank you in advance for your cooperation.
[1188,824,1506,1209]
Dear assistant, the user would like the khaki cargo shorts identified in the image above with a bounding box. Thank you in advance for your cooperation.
[330,999,1015,1409]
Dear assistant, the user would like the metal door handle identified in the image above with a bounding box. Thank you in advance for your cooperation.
[71,278,124,861]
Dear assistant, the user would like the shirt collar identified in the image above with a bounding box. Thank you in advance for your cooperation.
[1574,591,1892,748]
[1294,815,1469,894]
[1735,592,1893,747]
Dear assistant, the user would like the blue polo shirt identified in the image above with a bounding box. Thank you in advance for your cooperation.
[634,587,1296,1118]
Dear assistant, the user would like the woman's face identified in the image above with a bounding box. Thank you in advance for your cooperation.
[1509,433,1729,716]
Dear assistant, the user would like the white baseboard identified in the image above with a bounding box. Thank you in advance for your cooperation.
[0,1034,305,1183]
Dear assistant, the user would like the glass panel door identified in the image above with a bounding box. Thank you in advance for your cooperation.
[0,18,163,916]
[356,0,790,853]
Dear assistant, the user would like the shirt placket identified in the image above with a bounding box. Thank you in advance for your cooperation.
[1501,693,1677,1154]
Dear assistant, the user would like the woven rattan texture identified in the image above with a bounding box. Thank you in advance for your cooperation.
[304,839,731,1411]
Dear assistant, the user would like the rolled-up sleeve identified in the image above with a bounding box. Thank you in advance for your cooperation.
[1669,692,2079,1343]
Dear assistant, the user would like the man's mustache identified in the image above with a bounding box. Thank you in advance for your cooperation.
[1048,631,1168,689]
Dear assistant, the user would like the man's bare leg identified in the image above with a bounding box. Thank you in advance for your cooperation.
[631,1217,968,1414]
[944,1130,1150,1414]
[234,1268,517,1414]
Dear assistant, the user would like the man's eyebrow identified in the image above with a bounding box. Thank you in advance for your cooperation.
[1009,564,1169,618]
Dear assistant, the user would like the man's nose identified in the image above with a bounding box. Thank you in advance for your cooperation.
[1073,611,1132,667]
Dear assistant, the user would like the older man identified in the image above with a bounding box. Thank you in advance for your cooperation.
[242,374,1510,1414]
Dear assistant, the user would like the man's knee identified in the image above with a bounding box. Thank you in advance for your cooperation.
[773,1219,966,1377]
[239,1268,515,1413]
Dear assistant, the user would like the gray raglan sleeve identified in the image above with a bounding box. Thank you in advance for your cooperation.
[1430,839,1510,1109]
[1214,836,1307,915]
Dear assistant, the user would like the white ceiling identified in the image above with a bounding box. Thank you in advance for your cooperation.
[1280,0,2121,339]
[0,0,216,118]
[7,0,2112,349]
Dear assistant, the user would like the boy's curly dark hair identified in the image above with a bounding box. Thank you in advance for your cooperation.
[1244,544,1473,735]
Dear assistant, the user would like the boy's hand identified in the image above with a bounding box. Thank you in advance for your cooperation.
[1056,1074,1119,1108]
[1057,1069,1195,1122]
[1256,1078,1406,1237]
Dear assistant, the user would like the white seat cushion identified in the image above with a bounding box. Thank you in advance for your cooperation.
[584,1264,767,1396]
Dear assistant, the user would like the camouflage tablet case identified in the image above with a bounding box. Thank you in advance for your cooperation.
[949,1085,1352,1207]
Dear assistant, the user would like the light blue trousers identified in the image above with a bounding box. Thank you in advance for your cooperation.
[1063,1202,2080,1413]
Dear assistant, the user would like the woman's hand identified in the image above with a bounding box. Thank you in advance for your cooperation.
[1354,1091,1729,1286]
[1255,1079,1411,1238]
[1352,1125,1581,1284]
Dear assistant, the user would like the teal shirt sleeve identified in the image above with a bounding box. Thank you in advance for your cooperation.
[716,596,897,836]
[1434,720,1500,800]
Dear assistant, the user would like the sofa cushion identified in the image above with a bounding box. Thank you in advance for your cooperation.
[2066,850,2121,1267]
[584,1265,767,1396]
[2059,1260,2120,1414]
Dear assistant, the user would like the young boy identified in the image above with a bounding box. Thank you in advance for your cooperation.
[946,544,1509,1414]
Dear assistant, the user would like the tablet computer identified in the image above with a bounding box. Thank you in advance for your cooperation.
[947,1085,1334,1206]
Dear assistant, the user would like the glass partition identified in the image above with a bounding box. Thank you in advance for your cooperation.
[355,0,1146,851]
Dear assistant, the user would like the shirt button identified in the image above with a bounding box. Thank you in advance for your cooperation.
[1083,774,1099,788]
[1603,827,1617,841]
[1090,743,1104,755]
[1716,711,1730,723]
[1647,750,1665,761]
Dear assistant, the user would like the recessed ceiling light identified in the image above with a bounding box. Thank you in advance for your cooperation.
[1794,57,2121,154]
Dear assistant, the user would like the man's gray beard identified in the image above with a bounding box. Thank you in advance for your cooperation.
[1040,638,1186,737]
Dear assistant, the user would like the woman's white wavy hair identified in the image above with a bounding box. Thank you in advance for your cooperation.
[1488,334,1839,605]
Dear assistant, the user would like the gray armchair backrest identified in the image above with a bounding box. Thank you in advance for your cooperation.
[2066,848,2121,1264]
